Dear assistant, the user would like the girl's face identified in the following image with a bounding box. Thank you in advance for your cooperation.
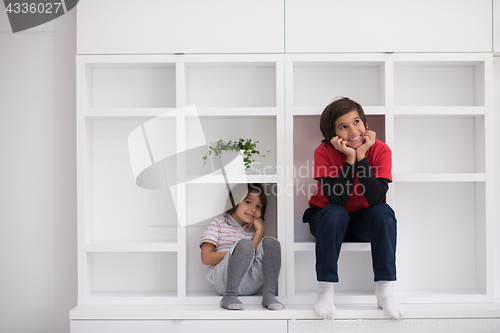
[334,110,367,149]
[232,192,263,226]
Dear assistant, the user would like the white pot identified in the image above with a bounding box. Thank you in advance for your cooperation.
[220,150,246,175]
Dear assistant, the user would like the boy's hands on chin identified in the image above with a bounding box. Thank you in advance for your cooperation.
[356,130,376,160]
[331,136,356,166]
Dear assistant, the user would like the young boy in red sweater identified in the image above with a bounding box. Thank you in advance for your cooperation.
[303,97,405,320]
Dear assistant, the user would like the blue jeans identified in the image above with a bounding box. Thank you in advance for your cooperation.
[307,203,397,283]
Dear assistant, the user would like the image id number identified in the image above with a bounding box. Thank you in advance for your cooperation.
[6,2,63,14]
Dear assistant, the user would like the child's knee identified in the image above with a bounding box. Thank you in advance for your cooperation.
[234,239,254,253]
[320,204,349,222]
[262,237,280,253]
[370,203,396,221]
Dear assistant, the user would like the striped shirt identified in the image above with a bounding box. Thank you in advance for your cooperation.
[200,214,256,253]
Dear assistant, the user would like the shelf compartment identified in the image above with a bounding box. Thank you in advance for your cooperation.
[185,116,277,177]
[293,115,386,243]
[394,290,491,304]
[186,63,276,107]
[292,62,385,107]
[294,250,376,302]
[393,116,484,174]
[88,118,178,243]
[394,61,485,106]
[88,64,176,109]
[185,183,278,296]
[393,182,485,297]
[87,252,177,296]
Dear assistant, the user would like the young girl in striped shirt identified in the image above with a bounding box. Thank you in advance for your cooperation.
[200,183,283,310]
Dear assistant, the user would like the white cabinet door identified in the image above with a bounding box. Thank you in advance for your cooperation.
[285,0,492,53]
[77,0,284,54]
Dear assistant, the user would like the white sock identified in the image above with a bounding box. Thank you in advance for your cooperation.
[313,281,336,320]
[375,281,406,319]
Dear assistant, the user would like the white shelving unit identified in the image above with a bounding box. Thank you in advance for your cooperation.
[73,53,497,324]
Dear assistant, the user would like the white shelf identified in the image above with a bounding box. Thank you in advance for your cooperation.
[85,242,178,253]
[394,106,485,116]
[185,175,279,184]
[293,106,385,116]
[395,290,493,304]
[294,242,371,252]
[85,108,176,118]
[393,173,486,182]
[189,107,277,117]
[85,107,278,118]
[88,291,177,298]
[70,303,500,320]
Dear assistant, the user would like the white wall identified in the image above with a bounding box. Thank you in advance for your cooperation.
[0,8,77,333]
[494,57,500,300]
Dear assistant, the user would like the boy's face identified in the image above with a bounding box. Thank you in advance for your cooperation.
[334,110,367,150]
[232,192,262,226]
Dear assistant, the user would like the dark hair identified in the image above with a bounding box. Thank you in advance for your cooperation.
[225,183,267,220]
[320,97,367,145]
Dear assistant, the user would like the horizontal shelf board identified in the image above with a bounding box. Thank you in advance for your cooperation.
[70,302,500,320]
[390,53,492,62]
[286,54,389,62]
[394,106,485,116]
[85,107,278,118]
[293,106,385,116]
[185,174,279,184]
[88,291,177,298]
[77,54,285,64]
[290,290,493,305]
[395,289,492,304]
[393,173,486,182]
[187,107,277,117]
[294,242,370,252]
[185,291,270,305]
[85,108,176,118]
[85,242,178,252]
[77,53,491,64]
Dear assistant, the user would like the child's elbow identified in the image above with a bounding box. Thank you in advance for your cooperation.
[200,253,208,265]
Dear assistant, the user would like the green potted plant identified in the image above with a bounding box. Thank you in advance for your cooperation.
[202,138,269,171]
